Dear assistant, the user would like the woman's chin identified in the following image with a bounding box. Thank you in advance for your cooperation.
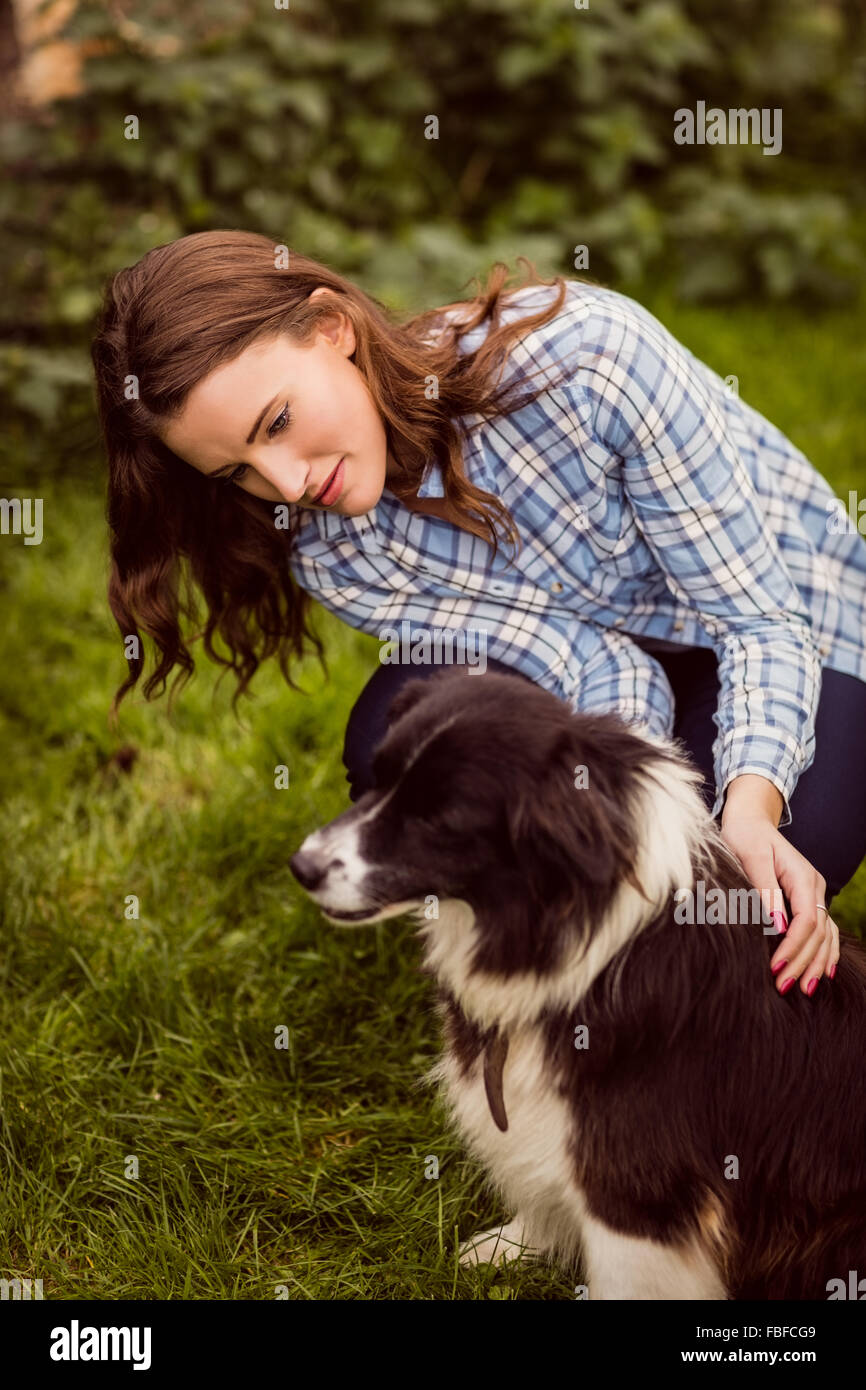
[335,479,387,516]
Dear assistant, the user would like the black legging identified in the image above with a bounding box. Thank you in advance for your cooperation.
[341,649,866,909]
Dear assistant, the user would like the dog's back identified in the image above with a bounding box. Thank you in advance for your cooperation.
[434,865,866,1300]
[541,860,866,1301]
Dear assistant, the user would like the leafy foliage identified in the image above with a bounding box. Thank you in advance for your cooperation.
[1,0,864,479]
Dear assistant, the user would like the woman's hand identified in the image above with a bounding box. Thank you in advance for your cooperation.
[720,774,839,997]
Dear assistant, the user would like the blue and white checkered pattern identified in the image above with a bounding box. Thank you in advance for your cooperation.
[288,281,866,826]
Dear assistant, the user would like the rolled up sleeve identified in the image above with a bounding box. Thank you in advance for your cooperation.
[578,302,821,826]
[565,617,677,740]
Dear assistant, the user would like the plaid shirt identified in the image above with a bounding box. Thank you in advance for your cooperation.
[288,281,866,826]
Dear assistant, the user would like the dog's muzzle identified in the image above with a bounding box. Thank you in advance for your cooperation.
[289,813,380,921]
[289,847,337,894]
[290,806,425,924]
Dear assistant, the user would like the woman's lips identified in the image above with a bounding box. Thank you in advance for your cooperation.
[314,457,345,506]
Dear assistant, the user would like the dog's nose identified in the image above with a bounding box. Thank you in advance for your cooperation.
[290,849,342,891]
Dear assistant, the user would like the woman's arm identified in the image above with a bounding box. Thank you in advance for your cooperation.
[570,296,833,993]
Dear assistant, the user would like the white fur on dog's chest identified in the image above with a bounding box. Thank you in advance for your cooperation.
[436,1026,729,1297]
[418,903,728,1296]
[418,899,589,1261]
[436,1021,588,1263]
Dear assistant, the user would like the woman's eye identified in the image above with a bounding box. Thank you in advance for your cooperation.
[222,403,290,485]
[268,403,291,437]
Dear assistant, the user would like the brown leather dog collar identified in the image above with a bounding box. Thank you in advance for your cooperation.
[483,1030,510,1132]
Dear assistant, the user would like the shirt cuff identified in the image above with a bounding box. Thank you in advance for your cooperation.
[713,746,800,828]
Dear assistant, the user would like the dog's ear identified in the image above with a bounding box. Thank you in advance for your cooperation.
[385,676,435,728]
[504,737,633,928]
[385,666,472,728]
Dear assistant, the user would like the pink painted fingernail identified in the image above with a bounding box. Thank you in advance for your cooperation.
[771,959,788,976]
[770,911,788,935]
[779,977,795,995]
[829,963,837,980]
[807,977,819,997]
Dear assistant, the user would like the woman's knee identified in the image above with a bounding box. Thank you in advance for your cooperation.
[782,787,866,907]
[342,661,431,802]
[781,669,866,902]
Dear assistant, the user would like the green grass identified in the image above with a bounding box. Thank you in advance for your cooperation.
[1,286,865,1300]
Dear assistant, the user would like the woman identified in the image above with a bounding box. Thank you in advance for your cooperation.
[91,229,866,999]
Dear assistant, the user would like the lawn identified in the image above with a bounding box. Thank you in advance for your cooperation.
[1,282,864,1300]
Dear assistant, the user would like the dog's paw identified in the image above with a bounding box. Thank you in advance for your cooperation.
[458,1218,538,1268]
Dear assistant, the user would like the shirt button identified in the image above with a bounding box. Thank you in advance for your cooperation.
[613,615,625,625]
[550,580,564,593]
[673,621,684,631]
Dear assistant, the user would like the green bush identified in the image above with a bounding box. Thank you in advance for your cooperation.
[1,0,864,481]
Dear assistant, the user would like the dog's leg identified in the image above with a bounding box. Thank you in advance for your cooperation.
[580,1213,728,1300]
[458,1216,540,1268]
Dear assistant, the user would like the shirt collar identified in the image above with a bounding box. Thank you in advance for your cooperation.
[416,454,445,499]
[416,418,497,499]
[305,499,381,551]
[307,505,349,542]
[300,418,495,542]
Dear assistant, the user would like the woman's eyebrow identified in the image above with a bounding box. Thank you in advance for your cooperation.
[207,393,280,478]
[247,393,279,444]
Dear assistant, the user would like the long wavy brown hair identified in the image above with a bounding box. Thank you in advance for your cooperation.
[91,229,580,718]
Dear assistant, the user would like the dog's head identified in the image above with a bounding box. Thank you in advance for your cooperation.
[289,668,676,975]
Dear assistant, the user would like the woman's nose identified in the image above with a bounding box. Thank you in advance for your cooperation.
[250,452,310,504]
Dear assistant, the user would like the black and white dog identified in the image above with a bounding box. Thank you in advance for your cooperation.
[290,667,866,1300]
